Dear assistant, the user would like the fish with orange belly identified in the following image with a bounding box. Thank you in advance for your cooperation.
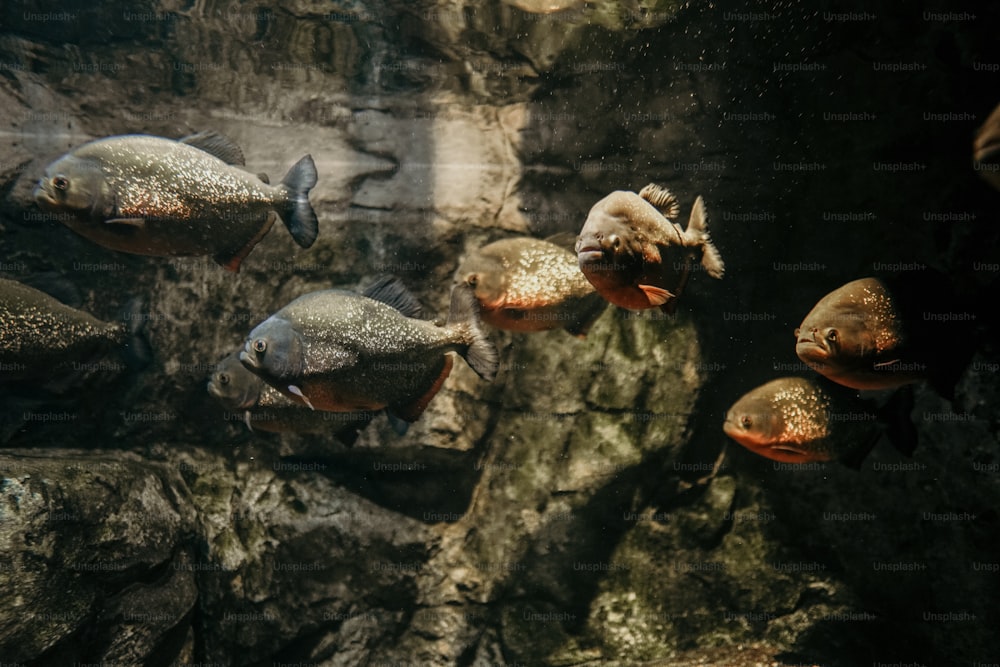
[239,277,498,430]
[723,375,916,468]
[794,275,976,396]
[456,236,607,336]
[576,184,725,313]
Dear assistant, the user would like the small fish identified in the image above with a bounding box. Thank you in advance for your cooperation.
[207,353,373,438]
[723,376,916,467]
[456,236,608,336]
[33,131,318,272]
[239,277,498,427]
[576,184,725,312]
[973,102,1000,191]
[0,277,146,390]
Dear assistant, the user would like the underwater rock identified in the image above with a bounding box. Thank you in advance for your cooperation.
[1,0,998,665]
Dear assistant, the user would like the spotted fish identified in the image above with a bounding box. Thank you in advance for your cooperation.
[723,375,916,467]
[239,277,498,426]
[456,236,607,336]
[576,184,724,312]
[33,131,318,272]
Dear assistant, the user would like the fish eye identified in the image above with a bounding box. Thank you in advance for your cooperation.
[52,175,69,191]
[825,329,838,343]
[252,339,267,354]
[466,274,478,287]
[218,372,230,385]
[741,415,753,429]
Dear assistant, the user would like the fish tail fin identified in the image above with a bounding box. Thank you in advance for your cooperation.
[638,183,681,218]
[278,155,319,249]
[447,283,499,382]
[687,196,725,279]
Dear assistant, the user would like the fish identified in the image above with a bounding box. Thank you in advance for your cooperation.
[575,184,725,312]
[973,102,1000,191]
[723,375,916,468]
[238,277,499,427]
[207,353,373,439]
[455,235,608,336]
[794,275,976,394]
[0,276,147,391]
[32,131,318,272]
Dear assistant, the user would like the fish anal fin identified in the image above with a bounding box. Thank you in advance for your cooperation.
[638,284,675,307]
[394,355,454,422]
[213,212,276,273]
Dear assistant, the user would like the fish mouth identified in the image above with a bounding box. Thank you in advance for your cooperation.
[795,340,830,366]
[239,348,260,370]
[576,244,606,264]
[33,186,57,208]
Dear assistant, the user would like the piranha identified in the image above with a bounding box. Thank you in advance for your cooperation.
[973,102,1000,191]
[794,273,980,396]
[723,375,916,468]
[456,236,608,336]
[576,184,725,312]
[208,353,373,439]
[0,277,146,390]
[33,131,318,272]
[239,277,498,428]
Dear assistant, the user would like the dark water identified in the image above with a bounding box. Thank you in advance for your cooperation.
[1,1,999,665]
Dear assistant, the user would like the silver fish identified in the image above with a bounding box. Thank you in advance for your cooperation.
[33,131,318,272]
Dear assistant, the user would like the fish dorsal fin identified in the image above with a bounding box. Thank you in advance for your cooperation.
[180,130,246,166]
[638,183,681,219]
[362,276,425,319]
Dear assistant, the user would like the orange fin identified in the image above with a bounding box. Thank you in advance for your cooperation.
[213,212,276,273]
[393,355,454,422]
[638,284,675,307]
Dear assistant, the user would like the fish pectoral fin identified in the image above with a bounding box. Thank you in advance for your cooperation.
[287,384,315,410]
[641,243,663,265]
[244,411,254,432]
[638,284,675,307]
[105,218,147,227]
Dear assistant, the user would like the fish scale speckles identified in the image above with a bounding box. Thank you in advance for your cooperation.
[33,132,319,272]
[239,280,497,422]
[457,236,606,336]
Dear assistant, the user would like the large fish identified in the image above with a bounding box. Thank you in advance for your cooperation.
[33,131,318,272]
[238,277,498,426]
[794,275,976,394]
[576,184,725,312]
[456,236,607,336]
[208,353,373,438]
[0,277,145,390]
[723,375,916,468]
[973,102,1000,191]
